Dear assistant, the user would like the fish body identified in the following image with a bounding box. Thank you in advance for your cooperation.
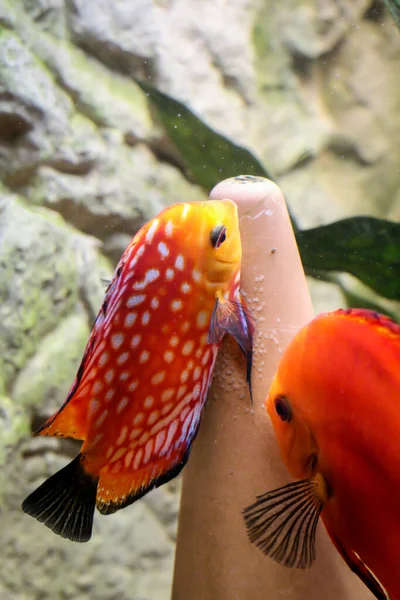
[244,309,400,600]
[23,199,253,542]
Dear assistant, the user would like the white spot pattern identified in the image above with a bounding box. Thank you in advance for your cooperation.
[128,380,139,392]
[133,448,143,470]
[125,450,134,468]
[166,268,174,280]
[180,406,191,422]
[145,219,159,243]
[196,310,209,328]
[202,349,211,366]
[126,294,146,308]
[192,269,201,282]
[175,255,184,270]
[95,409,108,429]
[171,299,183,312]
[92,381,103,394]
[151,371,165,385]
[177,385,187,399]
[144,395,154,409]
[181,411,194,442]
[169,335,179,347]
[116,426,128,445]
[130,428,142,441]
[133,268,160,290]
[181,282,191,294]
[161,388,174,402]
[180,370,189,383]
[193,382,201,399]
[125,312,137,327]
[133,412,144,425]
[105,369,115,384]
[165,220,173,237]
[158,242,169,258]
[144,439,153,464]
[182,340,194,355]
[155,429,166,453]
[98,352,109,367]
[117,352,129,365]
[111,333,124,349]
[105,389,115,402]
[142,311,151,325]
[151,297,159,309]
[161,402,172,415]
[164,350,174,364]
[162,419,179,454]
[117,396,129,414]
[111,448,125,463]
[131,334,141,348]
[148,409,159,426]
[139,350,150,363]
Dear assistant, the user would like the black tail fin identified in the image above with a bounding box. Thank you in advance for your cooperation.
[22,454,98,543]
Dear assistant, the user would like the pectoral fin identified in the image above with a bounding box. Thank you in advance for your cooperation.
[243,478,324,568]
[323,519,390,600]
[209,297,254,398]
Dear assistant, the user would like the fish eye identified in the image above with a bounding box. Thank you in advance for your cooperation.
[210,225,227,249]
[274,396,292,422]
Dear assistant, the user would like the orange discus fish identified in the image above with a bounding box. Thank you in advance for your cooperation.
[23,199,253,542]
[243,308,400,600]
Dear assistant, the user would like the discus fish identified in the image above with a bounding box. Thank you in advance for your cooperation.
[243,309,400,600]
[23,199,253,542]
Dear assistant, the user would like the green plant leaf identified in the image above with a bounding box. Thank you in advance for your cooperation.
[136,80,271,191]
[138,80,400,303]
[383,0,400,31]
[297,217,400,301]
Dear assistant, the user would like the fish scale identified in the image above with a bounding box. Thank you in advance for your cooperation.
[22,199,254,542]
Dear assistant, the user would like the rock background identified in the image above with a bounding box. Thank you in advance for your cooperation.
[0,1,399,598]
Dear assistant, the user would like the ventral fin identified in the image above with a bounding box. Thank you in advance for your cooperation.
[323,520,390,600]
[209,296,254,399]
[242,478,324,569]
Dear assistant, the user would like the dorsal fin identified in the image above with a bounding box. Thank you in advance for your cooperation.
[331,308,400,340]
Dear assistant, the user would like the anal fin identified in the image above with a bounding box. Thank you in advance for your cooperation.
[97,449,190,515]
[323,519,390,600]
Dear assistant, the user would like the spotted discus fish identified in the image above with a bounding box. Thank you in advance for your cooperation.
[22,199,253,542]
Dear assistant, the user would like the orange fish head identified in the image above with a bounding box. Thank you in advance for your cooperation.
[267,389,317,481]
[266,324,320,481]
[186,199,242,289]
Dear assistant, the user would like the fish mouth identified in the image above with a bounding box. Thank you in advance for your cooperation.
[304,453,318,478]
[216,257,239,265]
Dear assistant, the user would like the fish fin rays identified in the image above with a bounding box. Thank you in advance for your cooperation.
[35,394,87,440]
[34,329,98,440]
[22,454,98,543]
[209,296,254,399]
[96,448,191,515]
[242,478,323,568]
[323,520,390,600]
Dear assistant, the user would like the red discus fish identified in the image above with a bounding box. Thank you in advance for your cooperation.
[243,309,400,600]
[23,199,253,542]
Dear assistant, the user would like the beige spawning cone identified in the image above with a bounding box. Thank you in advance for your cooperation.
[171,176,373,600]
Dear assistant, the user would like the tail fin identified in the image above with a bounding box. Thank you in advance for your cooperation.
[22,454,98,543]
